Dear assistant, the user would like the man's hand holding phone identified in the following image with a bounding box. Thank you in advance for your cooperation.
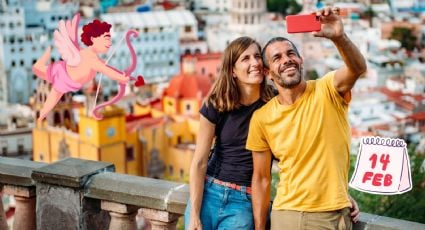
[286,7,346,35]
[286,14,321,33]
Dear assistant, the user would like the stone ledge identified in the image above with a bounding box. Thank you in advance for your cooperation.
[0,156,47,187]
[85,172,189,214]
[355,213,425,230]
[32,157,115,188]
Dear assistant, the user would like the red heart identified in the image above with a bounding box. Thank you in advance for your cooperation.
[134,75,145,87]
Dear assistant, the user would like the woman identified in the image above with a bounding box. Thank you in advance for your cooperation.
[185,37,360,229]
[185,36,273,229]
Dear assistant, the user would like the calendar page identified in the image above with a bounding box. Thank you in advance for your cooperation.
[349,137,412,195]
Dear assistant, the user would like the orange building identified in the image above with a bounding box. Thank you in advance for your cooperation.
[182,53,222,81]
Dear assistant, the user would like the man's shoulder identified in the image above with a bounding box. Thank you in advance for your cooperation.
[252,97,277,118]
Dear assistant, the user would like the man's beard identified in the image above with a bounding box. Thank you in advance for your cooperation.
[270,68,302,89]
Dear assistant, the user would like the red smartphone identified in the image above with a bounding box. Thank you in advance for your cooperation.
[286,14,321,33]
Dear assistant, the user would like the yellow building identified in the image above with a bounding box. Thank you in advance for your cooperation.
[32,105,144,175]
[32,58,212,180]
[132,61,212,181]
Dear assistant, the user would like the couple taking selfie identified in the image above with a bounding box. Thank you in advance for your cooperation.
[185,6,367,230]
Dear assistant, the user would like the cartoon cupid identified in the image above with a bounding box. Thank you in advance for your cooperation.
[32,13,145,121]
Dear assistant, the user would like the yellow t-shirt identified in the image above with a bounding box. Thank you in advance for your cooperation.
[246,71,352,212]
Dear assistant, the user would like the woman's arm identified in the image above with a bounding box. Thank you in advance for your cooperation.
[188,115,215,230]
[252,150,272,230]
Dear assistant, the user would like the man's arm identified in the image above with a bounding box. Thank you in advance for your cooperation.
[252,150,272,230]
[313,6,367,95]
[333,33,367,95]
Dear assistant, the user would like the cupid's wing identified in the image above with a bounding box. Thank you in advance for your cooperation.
[53,13,81,66]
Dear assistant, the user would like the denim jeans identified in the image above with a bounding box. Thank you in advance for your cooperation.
[184,177,254,230]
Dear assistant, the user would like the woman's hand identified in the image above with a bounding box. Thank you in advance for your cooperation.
[188,216,203,230]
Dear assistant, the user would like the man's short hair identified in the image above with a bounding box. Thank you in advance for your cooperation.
[262,37,301,69]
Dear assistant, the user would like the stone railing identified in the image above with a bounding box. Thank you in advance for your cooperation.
[1,156,425,230]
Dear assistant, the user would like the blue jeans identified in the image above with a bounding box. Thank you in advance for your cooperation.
[184,177,254,230]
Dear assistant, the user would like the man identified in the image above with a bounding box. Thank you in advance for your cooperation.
[246,6,367,230]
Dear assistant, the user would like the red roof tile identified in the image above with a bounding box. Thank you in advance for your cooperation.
[408,111,425,121]
[165,73,212,99]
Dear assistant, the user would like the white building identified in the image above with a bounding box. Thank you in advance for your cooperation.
[205,0,288,52]
[194,0,231,13]
[349,91,399,130]
[0,104,33,159]
[23,0,79,32]
[101,10,197,84]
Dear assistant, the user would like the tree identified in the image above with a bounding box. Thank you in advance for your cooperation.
[306,70,319,80]
[349,144,425,223]
[390,27,417,52]
[267,0,302,16]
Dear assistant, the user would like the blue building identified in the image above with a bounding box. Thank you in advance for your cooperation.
[0,0,78,104]
[101,10,198,86]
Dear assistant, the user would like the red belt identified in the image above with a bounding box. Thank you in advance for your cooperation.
[206,176,252,194]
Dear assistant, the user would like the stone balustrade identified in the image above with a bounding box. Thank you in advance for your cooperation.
[1,156,424,230]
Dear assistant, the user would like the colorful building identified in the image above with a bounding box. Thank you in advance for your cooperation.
[32,56,213,181]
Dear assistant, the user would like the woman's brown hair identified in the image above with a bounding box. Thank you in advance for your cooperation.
[206,36,274,112]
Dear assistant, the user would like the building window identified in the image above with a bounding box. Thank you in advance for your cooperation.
[201,67,205,75]
[126,146,135,161]
[18,144,24,154]
[1,141,7,156]
[186,104,191,111]
[169,165,174,175]
[180,169,184,179]
[54,112,61,126]
[184,26,192,33]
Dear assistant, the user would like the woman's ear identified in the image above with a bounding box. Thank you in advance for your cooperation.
[232,71,237,78]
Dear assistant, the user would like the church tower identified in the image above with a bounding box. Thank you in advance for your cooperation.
[229,0,267,34]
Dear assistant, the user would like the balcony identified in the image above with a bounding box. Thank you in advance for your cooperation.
[1,157,424,230]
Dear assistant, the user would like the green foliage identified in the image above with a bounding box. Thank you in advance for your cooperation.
[390,27,417,51]
[271,170,280,199]
[267,0,302,16]
[349,144,425,223]
[306,70,319,80]
[177,216,185,230]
